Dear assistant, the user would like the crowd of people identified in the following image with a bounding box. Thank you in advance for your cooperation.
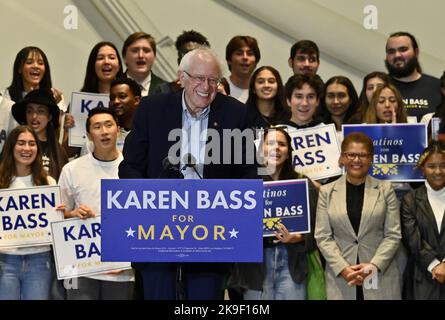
[0,28,444,301]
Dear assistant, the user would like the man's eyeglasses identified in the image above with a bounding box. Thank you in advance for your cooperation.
[342,152,371,160]
[183,70,221,87]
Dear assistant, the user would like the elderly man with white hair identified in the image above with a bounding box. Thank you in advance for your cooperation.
[119,48,255,300]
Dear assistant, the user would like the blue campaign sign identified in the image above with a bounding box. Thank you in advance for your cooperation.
[101,179,263,262]
[343,124,427,181]
[263,179,310,236]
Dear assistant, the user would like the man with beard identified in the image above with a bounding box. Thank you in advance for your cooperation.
[109,78,141,151]
[385,32,441,122]
[288,40,321,77]
[225,36,261,103]
[122,32,167,96]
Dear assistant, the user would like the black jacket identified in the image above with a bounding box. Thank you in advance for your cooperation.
[401,185,445,299]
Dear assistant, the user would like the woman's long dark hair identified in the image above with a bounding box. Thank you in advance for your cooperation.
[7,47,53,102]
[80,42,124,93]
[44,121,68,180]
[263,127,300,180]
[318,76,359,130]
[0,126,48,188]
[247,66,291,123]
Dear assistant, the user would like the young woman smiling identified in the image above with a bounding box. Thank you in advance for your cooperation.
[3,46,66,111]
[0,126,59,300]
[229,128,318,300]
[245,66,290,130]
[401,141,445,299]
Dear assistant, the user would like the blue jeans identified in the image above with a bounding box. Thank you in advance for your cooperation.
[244,244,306,300]
[0,251,53,300]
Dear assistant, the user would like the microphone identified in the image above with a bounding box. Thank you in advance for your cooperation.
[159,156,182,178]
[182,153,203,179]
[162,156,175,170]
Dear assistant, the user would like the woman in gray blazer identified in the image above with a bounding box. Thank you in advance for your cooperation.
[315,132,401,300]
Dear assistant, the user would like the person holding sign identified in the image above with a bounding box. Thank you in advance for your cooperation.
[11,89,68,180]
[58,107,134,300]
[229,127,318,300]
[315,132,402,299]
[63,42,124,158]
[362,83,412,201]
[401,141,445,299]
[245,66,290,130]
[0,126,58,300]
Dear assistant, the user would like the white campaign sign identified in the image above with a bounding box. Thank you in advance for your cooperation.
[51,216,131,280]
[0,185,62,248]
[431,117,441,140]
[69,92,109,147]
[286,124,342,180]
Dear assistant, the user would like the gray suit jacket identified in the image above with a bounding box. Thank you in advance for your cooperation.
[315,175,401,300]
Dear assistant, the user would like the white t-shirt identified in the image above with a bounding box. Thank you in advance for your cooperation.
[58,152,134,282]
[227,78,249,103]
[0,175,56,255]
[0,95,18,152]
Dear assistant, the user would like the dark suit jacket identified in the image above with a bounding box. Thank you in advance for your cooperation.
[148,72,167,95]
[124,70,167,95]
[119,89,254,180]
[401,185,445,299]
[119,90,257,273]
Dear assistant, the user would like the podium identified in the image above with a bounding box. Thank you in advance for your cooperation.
[100,179,263,263]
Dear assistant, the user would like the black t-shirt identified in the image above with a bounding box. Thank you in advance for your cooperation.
[391,74,441,122]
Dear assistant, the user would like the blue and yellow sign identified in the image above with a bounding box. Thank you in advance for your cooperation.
[342,123,427,181]
[263,179,310,236]
[101,179,263,262]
